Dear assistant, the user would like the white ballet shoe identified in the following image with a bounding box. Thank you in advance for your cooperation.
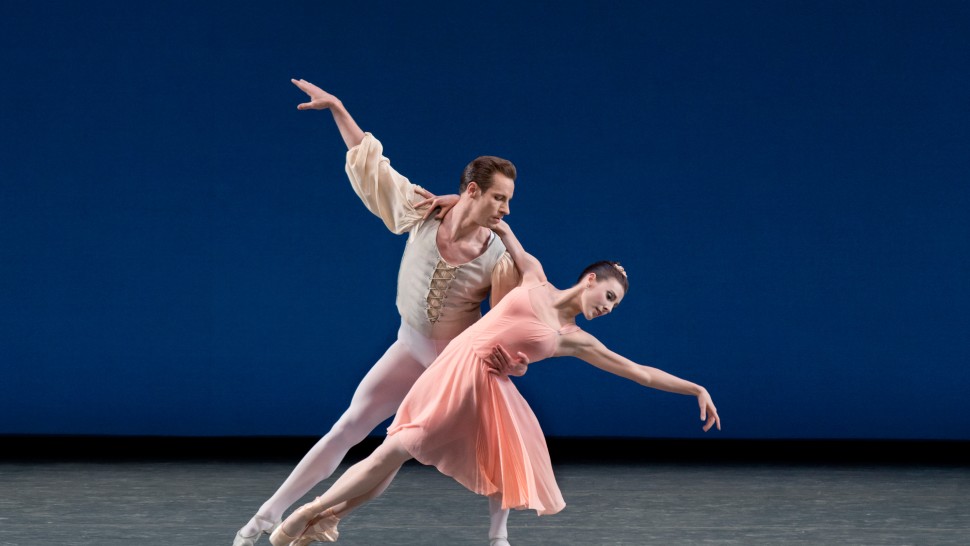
[232,514,279,546]
[489,537,511,546]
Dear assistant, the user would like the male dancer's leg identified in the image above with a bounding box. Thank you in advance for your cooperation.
[488,494,511,545]
[237,333,426,535]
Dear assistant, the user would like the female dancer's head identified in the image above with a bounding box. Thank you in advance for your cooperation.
[577,261,629,320]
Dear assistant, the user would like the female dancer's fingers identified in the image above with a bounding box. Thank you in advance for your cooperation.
[700,404,720,432]
[703,414,719,432]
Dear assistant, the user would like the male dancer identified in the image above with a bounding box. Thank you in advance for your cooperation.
[232,78,524,546]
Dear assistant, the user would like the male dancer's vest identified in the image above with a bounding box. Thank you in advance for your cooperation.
[397,218,507,340]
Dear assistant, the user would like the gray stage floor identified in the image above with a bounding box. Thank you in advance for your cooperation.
[1,459,968,545]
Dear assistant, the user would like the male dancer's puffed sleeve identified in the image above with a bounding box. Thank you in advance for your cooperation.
[345,132,427,234]
[489,252,522,308]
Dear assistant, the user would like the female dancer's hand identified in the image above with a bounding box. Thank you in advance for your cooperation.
[485,344,530,377]
[490,219,510,237]
[697,388,721,432]
[291,78,341,110]
[414,188,459,220]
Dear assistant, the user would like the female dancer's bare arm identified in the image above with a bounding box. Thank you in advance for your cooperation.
[558,332,721,432]
[491,220,545,284]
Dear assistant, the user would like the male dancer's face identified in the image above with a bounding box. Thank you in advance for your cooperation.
[469,173,514,228]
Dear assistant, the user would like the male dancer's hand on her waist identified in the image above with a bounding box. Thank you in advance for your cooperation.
[485,344,530,377]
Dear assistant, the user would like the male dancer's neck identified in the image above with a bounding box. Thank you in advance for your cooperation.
[438,200,489,244]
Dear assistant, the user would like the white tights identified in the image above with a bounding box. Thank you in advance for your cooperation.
[241,321,511,540]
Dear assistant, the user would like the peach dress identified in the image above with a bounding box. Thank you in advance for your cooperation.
[387,282,575,516]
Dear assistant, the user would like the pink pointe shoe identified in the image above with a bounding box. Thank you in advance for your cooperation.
[269,505,340,546]
[297,508,340,544]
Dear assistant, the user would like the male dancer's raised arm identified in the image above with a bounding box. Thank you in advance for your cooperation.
[292,78,364,148]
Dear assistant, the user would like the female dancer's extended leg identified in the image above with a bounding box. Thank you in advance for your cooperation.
[269,436,413,545]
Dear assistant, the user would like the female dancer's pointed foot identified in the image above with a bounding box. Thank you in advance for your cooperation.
[269,501,329,546]
[293,508,340,545]
[232,514,279,546]
[489,537,511,546]
[268,523,301,546]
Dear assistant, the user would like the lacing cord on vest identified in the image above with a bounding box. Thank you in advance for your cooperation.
[426,260,460,323]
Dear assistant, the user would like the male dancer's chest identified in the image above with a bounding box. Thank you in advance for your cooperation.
[434,226,491,266]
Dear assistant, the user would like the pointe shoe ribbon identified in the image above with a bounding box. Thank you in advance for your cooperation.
[270,505,339,546]
[293,508,340,545]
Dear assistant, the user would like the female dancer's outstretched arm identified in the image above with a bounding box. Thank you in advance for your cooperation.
[557,332,720,432]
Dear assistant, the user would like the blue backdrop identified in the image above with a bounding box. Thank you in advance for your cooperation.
[2,1,968,440]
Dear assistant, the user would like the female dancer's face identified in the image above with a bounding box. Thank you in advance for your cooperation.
[581,277,625,320]
[469,174,514,228]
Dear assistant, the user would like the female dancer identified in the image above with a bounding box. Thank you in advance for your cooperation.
[268,221,721,545]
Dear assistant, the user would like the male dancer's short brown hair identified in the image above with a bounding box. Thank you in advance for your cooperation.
[460,156,517,193]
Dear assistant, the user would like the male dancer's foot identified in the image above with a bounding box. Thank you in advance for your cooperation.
[232,514,279,546]
[488,494,511,546]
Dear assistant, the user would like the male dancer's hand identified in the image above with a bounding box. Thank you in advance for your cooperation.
[291,78,341,110]
[415,188,459,220]
[290,77,364,149]
[485,344,530,377]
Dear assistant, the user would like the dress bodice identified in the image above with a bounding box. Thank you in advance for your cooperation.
[460,283,579,365]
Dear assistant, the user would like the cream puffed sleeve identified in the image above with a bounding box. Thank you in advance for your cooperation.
[489,251,522,308]
[345,132,428,234]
